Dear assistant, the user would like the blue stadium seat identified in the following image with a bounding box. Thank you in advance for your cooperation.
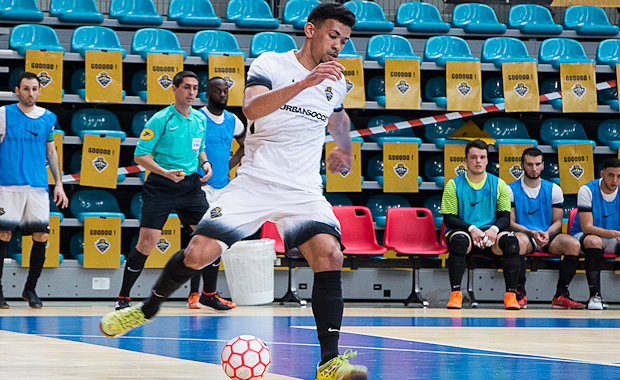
[424,155,444,188]
[539,77,562,110]
[366,75,385,106]
[563,5,619,36]
[541,155,560,185]
[483,117,537,146]
[69,231,125,265]
[451,3,506,34]
[366,194,410,227]
[71,26,127,58]
[192,30,244,62]
[395,2,449,33]
[424,76,446,107]
[481,37,536,68]
[50,0,104,23]
[423,36,479,67]
[539,117,595,149]
[70,108,127,141]
[596,39,620,70]
[538,38,594,69]
[69,190,125,223]
[7,66,24,90]
[168,0,221,27]
[597,119,620,151]
[250,32,297,58]
[487,156,500,177]
[0,0,43,21]
[482,77,504,104]
[129,192,142,219]
[366,35,421,66]
[423,195,443,229]
[424,119,464,148]
[226,0,280,29]
[196,71,210,102]
[344,1,394,32]
[130,109,157,137]
[338,39,362,59]
[324,193,352,207]
[109,0,163,25]
[365,115,413,145]
[10,24,65,56]
[131,28,187,59]
[70,151,126,183]
[130,70,147,101]
[598,86,619,111]
[283,0,320,30]
[508,4,562,35]
[70,68,125,100]
[366,154,383,182]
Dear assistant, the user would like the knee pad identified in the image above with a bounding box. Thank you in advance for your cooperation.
[448,233,469,256]
[499,233,519,256]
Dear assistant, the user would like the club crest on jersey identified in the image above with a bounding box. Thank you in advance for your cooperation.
[455,164,467,176]
[570,163,584,179]
[396,79,410,95]
[96,71,112,88]
[95,238,111,254]
[92,156,108,172]
[510,164,524,179]
[223,75,234,89]
[571,83,586,98]
[0,208,4,216]
[457,81,471,97]
[325,86,333,101]
[156,238,171,253]
[210,207,222,219]
[514,82,528,97]
[393,162,409,178]
[38,72,52,87]
[158,74,173,90]
[345,78,354,94]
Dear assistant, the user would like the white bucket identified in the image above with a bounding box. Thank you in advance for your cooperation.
[221,238,276,306]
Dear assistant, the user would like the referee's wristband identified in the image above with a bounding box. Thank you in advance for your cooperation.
[489,225,500,234]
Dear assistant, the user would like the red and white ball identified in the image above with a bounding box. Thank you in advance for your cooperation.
[221,335,271,380]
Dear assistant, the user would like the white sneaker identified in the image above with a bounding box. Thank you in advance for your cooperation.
[587,295,604,310]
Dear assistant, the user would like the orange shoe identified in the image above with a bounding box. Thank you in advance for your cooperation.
[504,292,521,310]
[447,291,462,309]
[187,292,200,309]
[215,292,236,309]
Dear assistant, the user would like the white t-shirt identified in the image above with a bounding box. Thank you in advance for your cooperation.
[238,50,346,193]
[199,107,245,137]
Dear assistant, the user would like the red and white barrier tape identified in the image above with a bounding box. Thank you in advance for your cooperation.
[325,79,618,142]
[61,165,145,184]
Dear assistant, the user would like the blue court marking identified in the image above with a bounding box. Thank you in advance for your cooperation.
[2,315,619,379]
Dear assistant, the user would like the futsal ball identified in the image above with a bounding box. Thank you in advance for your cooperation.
[221,335,271,380]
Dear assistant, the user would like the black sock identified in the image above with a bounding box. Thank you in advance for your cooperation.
[24,241,46,291]
[555,255,579,298]
[0,240,7,288]
[119,248,149,298]
[189,272,201,294]
[312,271,343,366]
[141,250,198,319]
[447,255,466,291]
[517,255,526,295]
[584,248,603,297]
[201,257,220,294]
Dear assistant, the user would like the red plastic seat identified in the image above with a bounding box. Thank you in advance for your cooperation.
[260,221,284,254]
[384,207,446,307]
[332,206,387,256]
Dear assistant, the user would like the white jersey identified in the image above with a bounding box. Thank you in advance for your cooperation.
[238,50,346,193]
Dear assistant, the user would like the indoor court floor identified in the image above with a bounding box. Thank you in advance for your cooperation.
[0,302,619,379]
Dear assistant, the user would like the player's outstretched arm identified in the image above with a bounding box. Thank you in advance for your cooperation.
[326,110,352,174]
[46,141,68,208]
[242,61,345,120]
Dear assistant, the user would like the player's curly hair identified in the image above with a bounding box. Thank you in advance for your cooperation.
[308,2,356,28]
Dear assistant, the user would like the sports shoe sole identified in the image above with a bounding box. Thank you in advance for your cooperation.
[0,304,9,309]
[342,372,367,380]
[194,303,232,311]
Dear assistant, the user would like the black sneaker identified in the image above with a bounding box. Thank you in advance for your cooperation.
[22,290,42,309]
[198,292,232,311]
[115,297,132,310]
[0,290,9,309]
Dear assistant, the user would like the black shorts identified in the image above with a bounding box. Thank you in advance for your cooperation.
[141,173,208,230]
[528,232,560,253]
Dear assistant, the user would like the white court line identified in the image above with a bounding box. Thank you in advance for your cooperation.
[39,332,620,368]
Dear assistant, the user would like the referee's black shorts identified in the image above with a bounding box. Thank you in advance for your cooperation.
[141,172,208,230]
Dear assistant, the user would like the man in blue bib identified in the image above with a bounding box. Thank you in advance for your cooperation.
[570,158,620,310]
[441,140,522,310]
[509,148,584,309]
[187,77,245,311]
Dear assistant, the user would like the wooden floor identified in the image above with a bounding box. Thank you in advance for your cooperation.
[0,301,619,379]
